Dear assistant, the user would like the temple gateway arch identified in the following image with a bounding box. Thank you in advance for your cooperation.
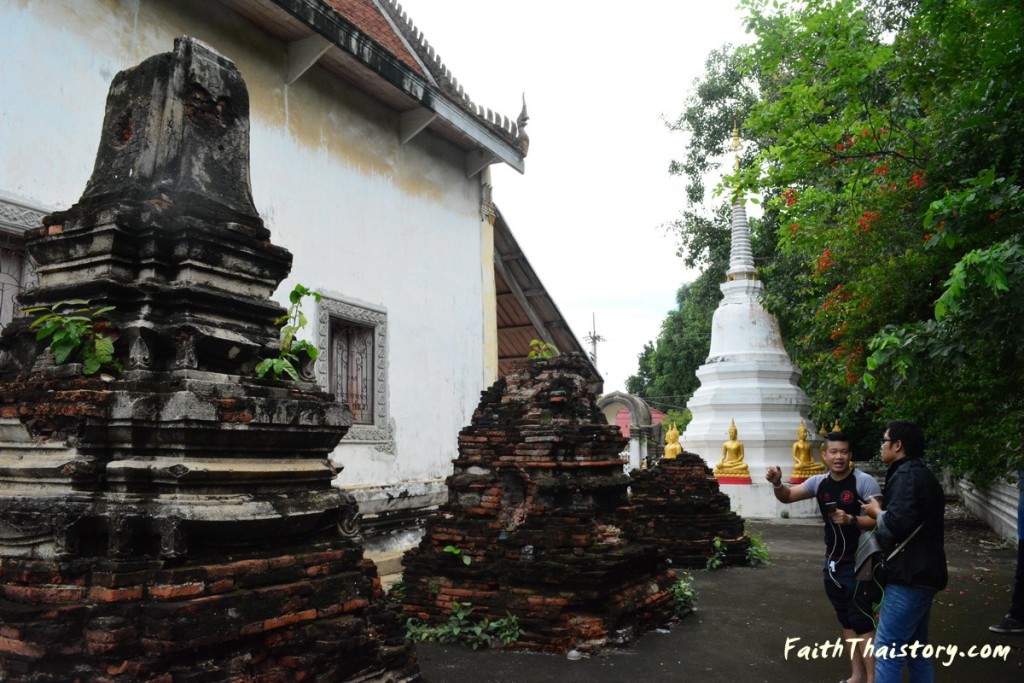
[597,391,654,471]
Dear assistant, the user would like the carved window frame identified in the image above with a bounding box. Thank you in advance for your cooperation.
[315,294,395,455]
[0,192,43,332]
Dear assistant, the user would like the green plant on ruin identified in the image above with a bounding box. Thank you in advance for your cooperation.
[779,509,790,519]
[443,544,471,566]
[704,536,726,571]
[746,533,771,567]
[256,283,321,381]
[488,612,521,646]
[670,573,697,615]
[386,580,405,601]
[24,299,120,375]
[405,601,520,650]
[527,339,559,359]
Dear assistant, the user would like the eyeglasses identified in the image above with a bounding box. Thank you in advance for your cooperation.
[880,437,893,445]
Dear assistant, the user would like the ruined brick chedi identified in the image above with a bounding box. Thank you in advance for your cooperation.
[0,38,417,681]
[400,354,677,652]
[623,451,750,568]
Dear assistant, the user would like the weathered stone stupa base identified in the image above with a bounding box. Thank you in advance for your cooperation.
[400,354,677,653]
[624,451,750,568]
[0,37,419,681]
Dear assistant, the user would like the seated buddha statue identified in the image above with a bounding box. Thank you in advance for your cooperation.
[789,421,825,482]
[714,419,751,482]
[663,422,682,460]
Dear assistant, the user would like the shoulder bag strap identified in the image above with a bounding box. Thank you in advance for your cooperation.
[885,522,925,562]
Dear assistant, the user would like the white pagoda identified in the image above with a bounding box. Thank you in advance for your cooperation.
[681,128,819,518]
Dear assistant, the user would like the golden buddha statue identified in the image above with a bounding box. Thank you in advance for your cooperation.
[789,421,825,482]
[663,422,682,460]
[714,419,751,482]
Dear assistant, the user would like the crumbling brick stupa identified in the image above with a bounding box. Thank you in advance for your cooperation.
[0,37,418,682]
[622,452,751,568]
[399,353,677,653]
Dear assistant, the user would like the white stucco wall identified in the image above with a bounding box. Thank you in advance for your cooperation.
[960,478,1021,542]
[1,0,487,502]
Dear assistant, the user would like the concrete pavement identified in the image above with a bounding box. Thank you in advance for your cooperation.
[411,504,1023,682]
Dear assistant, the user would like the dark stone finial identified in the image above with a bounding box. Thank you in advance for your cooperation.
[10,37,295,376]
[82,36,259,224]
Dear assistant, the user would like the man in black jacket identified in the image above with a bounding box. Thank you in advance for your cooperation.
[863,420,947,683]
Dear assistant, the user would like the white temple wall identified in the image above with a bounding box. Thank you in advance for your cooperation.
[960,479,1020,541]
[1,0,490,514]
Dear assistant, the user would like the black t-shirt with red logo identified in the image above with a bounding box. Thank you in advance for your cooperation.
[802,469,882,563]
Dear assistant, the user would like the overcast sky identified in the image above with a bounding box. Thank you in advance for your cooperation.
[395,1,751,400]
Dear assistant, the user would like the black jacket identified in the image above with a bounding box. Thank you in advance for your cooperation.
[877,457,948,590]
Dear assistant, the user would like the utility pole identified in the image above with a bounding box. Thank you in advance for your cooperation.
[583,313,605,367]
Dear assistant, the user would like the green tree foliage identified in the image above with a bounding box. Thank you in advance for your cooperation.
[640,0,1023,481]
[625,48,749,409]
[626,44,784,415]
[626,275,720,409]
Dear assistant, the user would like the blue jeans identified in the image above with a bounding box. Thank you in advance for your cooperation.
[874,583,936,683]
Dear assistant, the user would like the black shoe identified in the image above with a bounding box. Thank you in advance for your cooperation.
[989,615,1024,634]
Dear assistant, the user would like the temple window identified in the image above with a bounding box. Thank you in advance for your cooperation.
[330,320,374,424]
[0,194,43,332]
[314,294,395,454]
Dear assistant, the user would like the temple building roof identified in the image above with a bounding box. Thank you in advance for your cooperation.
[323,0,429,78]
[218,0,527,174]
[493,207,598,381]
[208,2,582,374]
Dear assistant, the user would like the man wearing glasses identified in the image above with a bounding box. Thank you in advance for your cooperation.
[863,420,947,683]
[767,430,881,683]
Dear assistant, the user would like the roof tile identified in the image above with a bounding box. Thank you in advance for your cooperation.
[322,0,426,77]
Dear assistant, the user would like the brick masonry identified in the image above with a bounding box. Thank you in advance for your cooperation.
[400,353,677,653]
[0,543,417,681]
[622,451,751,568]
